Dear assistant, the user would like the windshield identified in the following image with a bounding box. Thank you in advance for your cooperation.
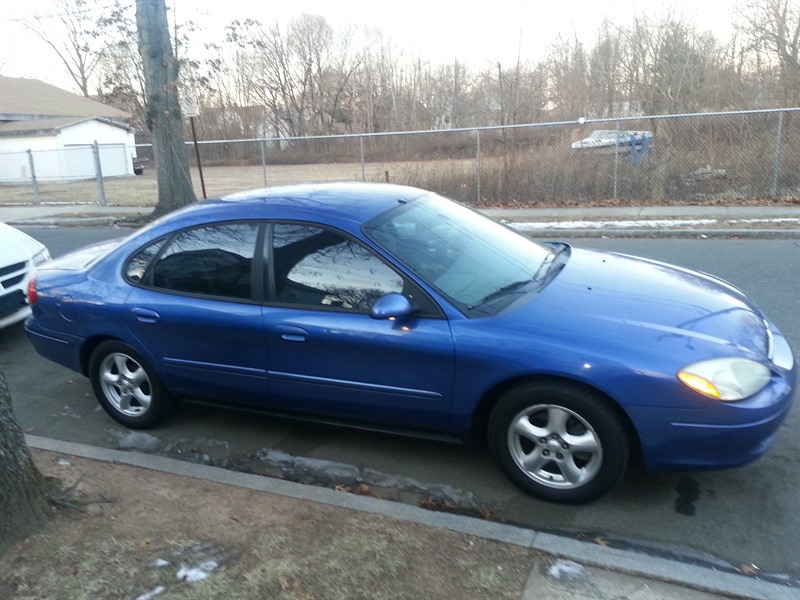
[363,193,554,314]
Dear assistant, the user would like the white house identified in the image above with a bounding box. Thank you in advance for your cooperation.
[0,76,136,182]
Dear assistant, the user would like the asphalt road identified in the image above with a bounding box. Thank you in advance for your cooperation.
[3,227,799,581]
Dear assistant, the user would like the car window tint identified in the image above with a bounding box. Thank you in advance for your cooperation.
[273,224,403,310]
[150,223,259,299]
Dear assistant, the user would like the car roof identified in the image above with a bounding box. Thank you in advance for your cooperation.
[165,182,432,228]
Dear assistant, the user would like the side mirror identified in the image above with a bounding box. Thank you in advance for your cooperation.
[370,292,414,320]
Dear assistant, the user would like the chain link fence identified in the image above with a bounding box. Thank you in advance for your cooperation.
[1,108,798,208]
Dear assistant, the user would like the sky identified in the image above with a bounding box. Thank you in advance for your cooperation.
[1,0,741,94]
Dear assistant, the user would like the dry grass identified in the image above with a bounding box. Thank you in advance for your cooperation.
[0,161,444,207]
[1,145,797,209]
[0,451,536,600]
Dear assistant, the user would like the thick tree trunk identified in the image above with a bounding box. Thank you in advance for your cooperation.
[136,0,196,218]
[0,369,49,553]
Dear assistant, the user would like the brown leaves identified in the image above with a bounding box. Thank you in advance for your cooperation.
[737,563,761,575]
[333,482,372,496]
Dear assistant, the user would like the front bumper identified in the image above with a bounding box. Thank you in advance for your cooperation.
[630,371,795,472]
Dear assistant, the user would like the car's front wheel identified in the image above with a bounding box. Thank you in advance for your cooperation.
[488,381,629,504]
[89,341,171,429]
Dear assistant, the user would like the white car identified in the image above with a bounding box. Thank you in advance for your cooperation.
[0,223,51,328]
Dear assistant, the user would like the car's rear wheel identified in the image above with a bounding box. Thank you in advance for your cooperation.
[89,341,171,429]
[488,381,629,504]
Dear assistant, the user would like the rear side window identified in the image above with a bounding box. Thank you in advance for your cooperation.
[125,239,167,283]
[126,223,259,300]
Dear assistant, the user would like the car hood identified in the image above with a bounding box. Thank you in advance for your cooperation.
[0,222,48,264]
[517,247,771,360]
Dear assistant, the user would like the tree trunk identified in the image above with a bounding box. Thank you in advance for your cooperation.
[0,368,50,553]
[136,0,196,218]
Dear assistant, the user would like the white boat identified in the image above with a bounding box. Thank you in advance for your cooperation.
[571,130,654,154]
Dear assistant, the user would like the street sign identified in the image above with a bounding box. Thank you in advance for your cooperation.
[183,95,199,118]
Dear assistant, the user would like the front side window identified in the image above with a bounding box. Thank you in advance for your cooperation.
[272,224,403,311]
[129,223,259,300]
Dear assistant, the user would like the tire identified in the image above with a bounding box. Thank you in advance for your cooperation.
[89,341,172,429]
[488,381,629,504]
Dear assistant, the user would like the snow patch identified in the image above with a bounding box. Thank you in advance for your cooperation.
[109,430,163,452]
[547,559,586,581]
[176,560,219,583]
[513,219,718,231]
[134,586,165,600]
[150,558,170,568]
[511,216,799,231]
[732,218,800,224]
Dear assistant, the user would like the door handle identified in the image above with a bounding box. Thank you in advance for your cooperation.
[275,325,308,342]
[132,307,160,324]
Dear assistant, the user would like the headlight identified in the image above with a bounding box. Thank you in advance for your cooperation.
[678,358,771,401]
[32,248,51,267]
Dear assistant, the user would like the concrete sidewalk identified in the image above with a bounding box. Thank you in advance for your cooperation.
[0,203,149,225]
[26,436,796,600]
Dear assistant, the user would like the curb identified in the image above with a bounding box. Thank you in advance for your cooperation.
[26,435,798,600]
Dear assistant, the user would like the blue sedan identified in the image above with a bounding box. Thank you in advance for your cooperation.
[25,183,796,503]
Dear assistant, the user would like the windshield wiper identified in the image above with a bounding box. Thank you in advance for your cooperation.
[533,252,556,281]
[534,244,570,281]
[468,279,533,310]
[468,245,570,311]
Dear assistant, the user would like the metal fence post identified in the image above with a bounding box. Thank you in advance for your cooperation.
[26,149,41,205]
[475,130,482,204]
[613,120,620,200]
[771,110,785,198]
[360,136,366,182]
[260,137,268,187]
[92,141,107,206]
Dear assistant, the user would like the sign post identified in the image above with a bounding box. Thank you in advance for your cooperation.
[183,96,206,199]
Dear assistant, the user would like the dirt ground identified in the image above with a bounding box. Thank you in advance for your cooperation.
[0,163,413,206]
[0,449,537,600]
[1,162,798,207]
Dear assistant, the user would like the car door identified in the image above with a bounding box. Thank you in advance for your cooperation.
[263,223,455,433]
[123,222,268,405]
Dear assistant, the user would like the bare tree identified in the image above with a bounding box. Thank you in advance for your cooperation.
[589,21,622,118]
[22,0,105,96]
[0,368,50,553]
[614,14,722,118]
[19,1,784,152]
[95,0,147,131]
[546,34,590,118]
[354,31,405,133]
[738,0,800,105]
[226,15,364,137]
[136,0,196,217]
